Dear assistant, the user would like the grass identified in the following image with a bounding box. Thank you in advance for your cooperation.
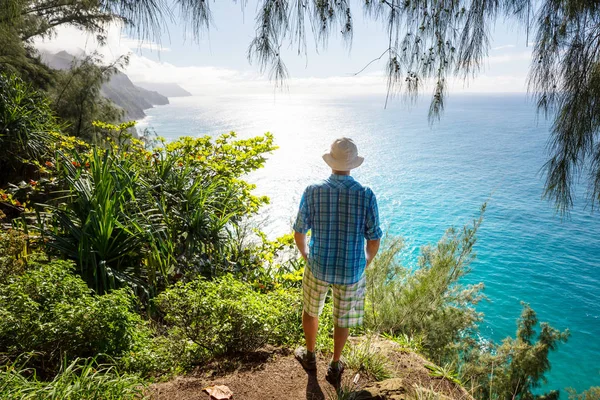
[382,332,424,353]
[410,384,450,400]
[424,363,462,385]
[325,373,362,400]
[0,356,147,399]
[343,337,392,382]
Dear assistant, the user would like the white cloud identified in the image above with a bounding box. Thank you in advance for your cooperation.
[487,51,531,64]
[492,44,516,51]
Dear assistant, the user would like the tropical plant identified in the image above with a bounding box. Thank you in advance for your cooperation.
[0,73,60,186]
[143,132,277,279]
[39,148,168,295]
[381,332,424,353]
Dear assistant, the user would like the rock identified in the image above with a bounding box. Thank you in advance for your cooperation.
[353,378,408,400]
[203,384,233,399]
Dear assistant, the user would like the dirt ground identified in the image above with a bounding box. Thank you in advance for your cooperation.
[148,348,342,400]
[148,341,471,400]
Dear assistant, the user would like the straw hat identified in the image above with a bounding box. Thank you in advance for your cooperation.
[322,137,364,171]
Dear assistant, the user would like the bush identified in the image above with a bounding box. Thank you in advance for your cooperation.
[0,229,28,283]
[460,303,569,400]
[365,210,485,359]
[0,259,148,376]
[155,274,304,357]
[567,387,600,400]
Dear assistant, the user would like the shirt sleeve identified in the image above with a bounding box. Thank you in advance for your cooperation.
[293,188,311,234]
[365,188,383,240]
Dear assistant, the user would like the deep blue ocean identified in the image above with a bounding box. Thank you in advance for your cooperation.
[138,94,600,393]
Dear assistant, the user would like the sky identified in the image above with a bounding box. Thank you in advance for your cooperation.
[34,1,535,96]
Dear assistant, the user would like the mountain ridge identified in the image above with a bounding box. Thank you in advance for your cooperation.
[39,51,190,120]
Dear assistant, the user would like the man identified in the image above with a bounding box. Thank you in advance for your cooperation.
[292,137,383,386]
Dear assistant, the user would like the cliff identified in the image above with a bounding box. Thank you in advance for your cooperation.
[39,51,172,120]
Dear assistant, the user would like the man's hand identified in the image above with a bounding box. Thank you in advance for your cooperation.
[365,239,381,268]
[294,231,309,261]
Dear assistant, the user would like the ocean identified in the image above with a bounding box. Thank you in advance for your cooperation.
[137,93,600,393]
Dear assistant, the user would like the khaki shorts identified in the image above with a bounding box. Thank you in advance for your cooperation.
[302,266,366,328]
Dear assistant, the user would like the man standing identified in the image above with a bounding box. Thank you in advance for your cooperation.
[293,137,383,386]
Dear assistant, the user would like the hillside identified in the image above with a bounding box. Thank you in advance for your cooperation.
[39,51,170,120]
[101,71,168,120]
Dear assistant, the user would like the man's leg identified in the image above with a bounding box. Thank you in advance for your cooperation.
[327,276,366,385]
[302,310,319,352]
[295,267,329,371]
[332,325,349,362]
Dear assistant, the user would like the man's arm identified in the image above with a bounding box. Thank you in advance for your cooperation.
[294,231,309,261]
[366,239,380,267]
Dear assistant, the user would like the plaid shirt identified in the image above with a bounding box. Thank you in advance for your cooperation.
[293,174,383,285]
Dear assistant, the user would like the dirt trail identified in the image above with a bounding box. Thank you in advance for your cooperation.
[148,340,471,400]
[149,349,340,400]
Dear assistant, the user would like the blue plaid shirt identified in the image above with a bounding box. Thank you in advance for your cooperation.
[293,174,383,285]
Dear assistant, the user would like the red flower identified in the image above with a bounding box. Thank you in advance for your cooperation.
[72,161,81,167]
[45,161,54,168]
[29,180,38,186]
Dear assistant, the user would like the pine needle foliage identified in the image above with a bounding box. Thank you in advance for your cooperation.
[365,206,486,359]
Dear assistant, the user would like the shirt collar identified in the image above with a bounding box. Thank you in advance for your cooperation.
[329,174,354,181]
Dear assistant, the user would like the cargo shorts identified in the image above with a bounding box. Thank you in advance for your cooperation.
[302,266,366,328]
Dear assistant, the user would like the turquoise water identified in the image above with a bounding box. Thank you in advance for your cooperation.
[138,94,600,393]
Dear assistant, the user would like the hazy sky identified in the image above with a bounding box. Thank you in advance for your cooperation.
[35,1,535,96]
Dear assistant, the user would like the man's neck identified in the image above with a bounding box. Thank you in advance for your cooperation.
[332,170,350,176]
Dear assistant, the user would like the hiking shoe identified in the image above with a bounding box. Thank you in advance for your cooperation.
[325,360,345,387]
[294,347,317,371]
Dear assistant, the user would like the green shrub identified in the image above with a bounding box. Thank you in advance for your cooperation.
[365,209,485,359]
[0,259,148,376]
[567,387,600,400]
[460,303,569,400]
[0,229,28,283]
[0,356,147,400]
[155,274,304,357]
